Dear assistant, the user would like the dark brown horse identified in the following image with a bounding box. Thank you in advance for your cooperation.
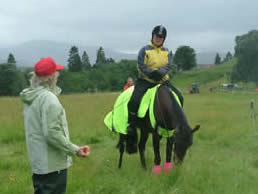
[116,83,200,172]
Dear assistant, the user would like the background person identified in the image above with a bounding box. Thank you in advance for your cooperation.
[20,57,90,194]
[123,77,134,91]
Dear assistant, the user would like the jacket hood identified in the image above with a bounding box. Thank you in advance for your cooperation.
[20,86,61,105]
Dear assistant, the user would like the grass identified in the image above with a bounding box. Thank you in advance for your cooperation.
[1,59,258,193]
[1,89,258,194]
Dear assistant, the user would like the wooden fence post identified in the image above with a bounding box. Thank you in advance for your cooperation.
[250,100,256,130]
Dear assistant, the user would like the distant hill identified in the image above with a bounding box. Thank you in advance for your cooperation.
[173,58,236,89]
[0,40,136,67]
[0,40,226,67]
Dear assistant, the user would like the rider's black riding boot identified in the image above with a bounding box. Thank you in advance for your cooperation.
[127,112,137,135]
[126,112,138,154]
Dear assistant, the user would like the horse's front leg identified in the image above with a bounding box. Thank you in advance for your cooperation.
[152,132,162,174]
[164,136,174,173]
[138,128,149,170]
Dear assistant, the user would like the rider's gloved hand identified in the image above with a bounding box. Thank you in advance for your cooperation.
[150,71,163,81]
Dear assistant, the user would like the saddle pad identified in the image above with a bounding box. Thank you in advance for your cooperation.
[104,85,181,137]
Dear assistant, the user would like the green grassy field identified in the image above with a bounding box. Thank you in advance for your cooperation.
[1,60,258,194]
[1,88,258,194]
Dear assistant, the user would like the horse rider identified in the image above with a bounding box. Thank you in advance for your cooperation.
[127,25,184,153]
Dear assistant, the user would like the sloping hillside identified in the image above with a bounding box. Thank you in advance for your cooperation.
[172,59,236,89]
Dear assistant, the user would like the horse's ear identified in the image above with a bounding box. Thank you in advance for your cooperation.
[192,124,200,133]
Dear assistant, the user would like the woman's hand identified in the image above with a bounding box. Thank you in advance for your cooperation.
[77,146,90,157]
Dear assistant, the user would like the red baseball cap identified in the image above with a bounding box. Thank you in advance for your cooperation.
[34,57,64,76]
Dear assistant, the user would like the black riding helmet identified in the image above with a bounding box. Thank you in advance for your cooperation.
[152,25,167,40]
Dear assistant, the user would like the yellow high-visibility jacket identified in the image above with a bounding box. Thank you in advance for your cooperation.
[137,42,172,83]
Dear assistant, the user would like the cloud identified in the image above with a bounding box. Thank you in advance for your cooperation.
[0,0,257,52]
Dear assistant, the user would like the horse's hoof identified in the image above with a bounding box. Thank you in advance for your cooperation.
[164,162,173,174]
[152,165,161,175]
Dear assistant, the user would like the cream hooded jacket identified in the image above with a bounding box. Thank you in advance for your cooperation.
[20,86,79,174]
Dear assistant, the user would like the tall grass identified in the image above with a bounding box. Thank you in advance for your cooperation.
[1,89,258,194]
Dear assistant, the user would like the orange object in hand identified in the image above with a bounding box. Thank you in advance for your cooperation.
[83,146,90,154]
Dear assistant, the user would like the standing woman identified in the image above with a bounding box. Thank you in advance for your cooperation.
[20,57,90,194]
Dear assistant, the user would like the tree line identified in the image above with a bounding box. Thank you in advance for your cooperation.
[67,46,115,72]
[0,55,27,96]
[232,30,258,86]
[0,30,257,96]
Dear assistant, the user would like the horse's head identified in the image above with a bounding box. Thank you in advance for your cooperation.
[174,124,200,163]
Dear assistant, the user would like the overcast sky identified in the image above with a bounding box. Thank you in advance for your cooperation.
[0,0,257,53]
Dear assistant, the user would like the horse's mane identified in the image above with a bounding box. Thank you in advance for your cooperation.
[159,84,189,127]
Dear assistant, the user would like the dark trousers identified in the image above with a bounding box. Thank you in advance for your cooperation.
[32,169,67,194]
[128,79,184,121]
